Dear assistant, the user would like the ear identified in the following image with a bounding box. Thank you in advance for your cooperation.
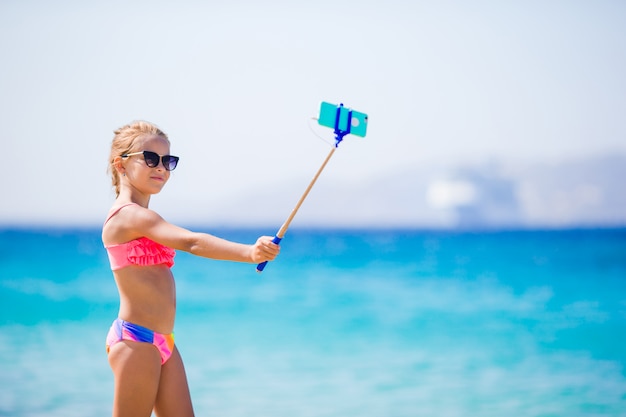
[113,156,126,175]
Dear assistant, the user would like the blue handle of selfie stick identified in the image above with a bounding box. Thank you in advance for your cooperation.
[256,235,283,272]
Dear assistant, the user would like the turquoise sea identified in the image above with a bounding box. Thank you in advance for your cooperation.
[1,227,625,416]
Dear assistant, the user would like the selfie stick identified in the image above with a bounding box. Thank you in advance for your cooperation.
[256,104,354,273]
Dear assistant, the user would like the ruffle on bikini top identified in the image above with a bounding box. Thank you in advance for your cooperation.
[126,237,175,267]
[106,237,175,270]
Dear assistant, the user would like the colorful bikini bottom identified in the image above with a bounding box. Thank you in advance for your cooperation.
[106,318,175,364]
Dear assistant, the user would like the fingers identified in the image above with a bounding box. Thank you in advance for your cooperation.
[253,236,280,263]
[261,236,281,258]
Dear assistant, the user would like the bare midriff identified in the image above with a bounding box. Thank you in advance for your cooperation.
[112,264,176,334]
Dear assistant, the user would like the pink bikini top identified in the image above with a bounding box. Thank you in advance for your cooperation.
[103,203,175,271]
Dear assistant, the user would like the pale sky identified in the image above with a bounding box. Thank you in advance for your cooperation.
[1,1,625,228]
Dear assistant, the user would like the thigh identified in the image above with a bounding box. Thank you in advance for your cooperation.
[154,346,195,417]
[108,340,162,417]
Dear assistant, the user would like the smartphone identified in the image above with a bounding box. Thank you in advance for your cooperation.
[317,101,368,137]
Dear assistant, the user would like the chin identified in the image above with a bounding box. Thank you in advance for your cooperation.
[148,185,166,194]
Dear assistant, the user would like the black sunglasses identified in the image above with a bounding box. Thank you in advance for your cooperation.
[122,151,180,171]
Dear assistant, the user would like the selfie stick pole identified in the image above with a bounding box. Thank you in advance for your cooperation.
[256,104,352,273]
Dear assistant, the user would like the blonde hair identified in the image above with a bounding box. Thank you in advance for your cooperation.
[108,120,169,196]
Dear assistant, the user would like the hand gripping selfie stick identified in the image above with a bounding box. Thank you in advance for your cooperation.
[257,102,368,272]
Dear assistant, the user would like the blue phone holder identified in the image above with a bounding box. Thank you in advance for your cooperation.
[332,103,353,146]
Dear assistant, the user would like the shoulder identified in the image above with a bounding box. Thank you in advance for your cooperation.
[102,203,165,244]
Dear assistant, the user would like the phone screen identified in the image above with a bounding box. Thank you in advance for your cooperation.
[318,102,368,137]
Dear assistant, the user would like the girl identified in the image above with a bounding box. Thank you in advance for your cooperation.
[102,121,280,417]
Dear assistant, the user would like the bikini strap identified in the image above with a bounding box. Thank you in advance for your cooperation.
[103,203,139,226]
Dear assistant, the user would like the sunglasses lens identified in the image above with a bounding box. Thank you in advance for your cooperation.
[143,151,159,168]
[143,151,160,168]
[164,156,179,171]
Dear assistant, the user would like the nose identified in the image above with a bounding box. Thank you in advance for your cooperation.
[154,157,166,171]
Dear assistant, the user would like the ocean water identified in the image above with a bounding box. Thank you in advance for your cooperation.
[1,227,625,417]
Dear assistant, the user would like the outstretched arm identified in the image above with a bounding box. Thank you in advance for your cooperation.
[181,232,280,264]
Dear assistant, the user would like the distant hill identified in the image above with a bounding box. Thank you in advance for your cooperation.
[211,152,626,229]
